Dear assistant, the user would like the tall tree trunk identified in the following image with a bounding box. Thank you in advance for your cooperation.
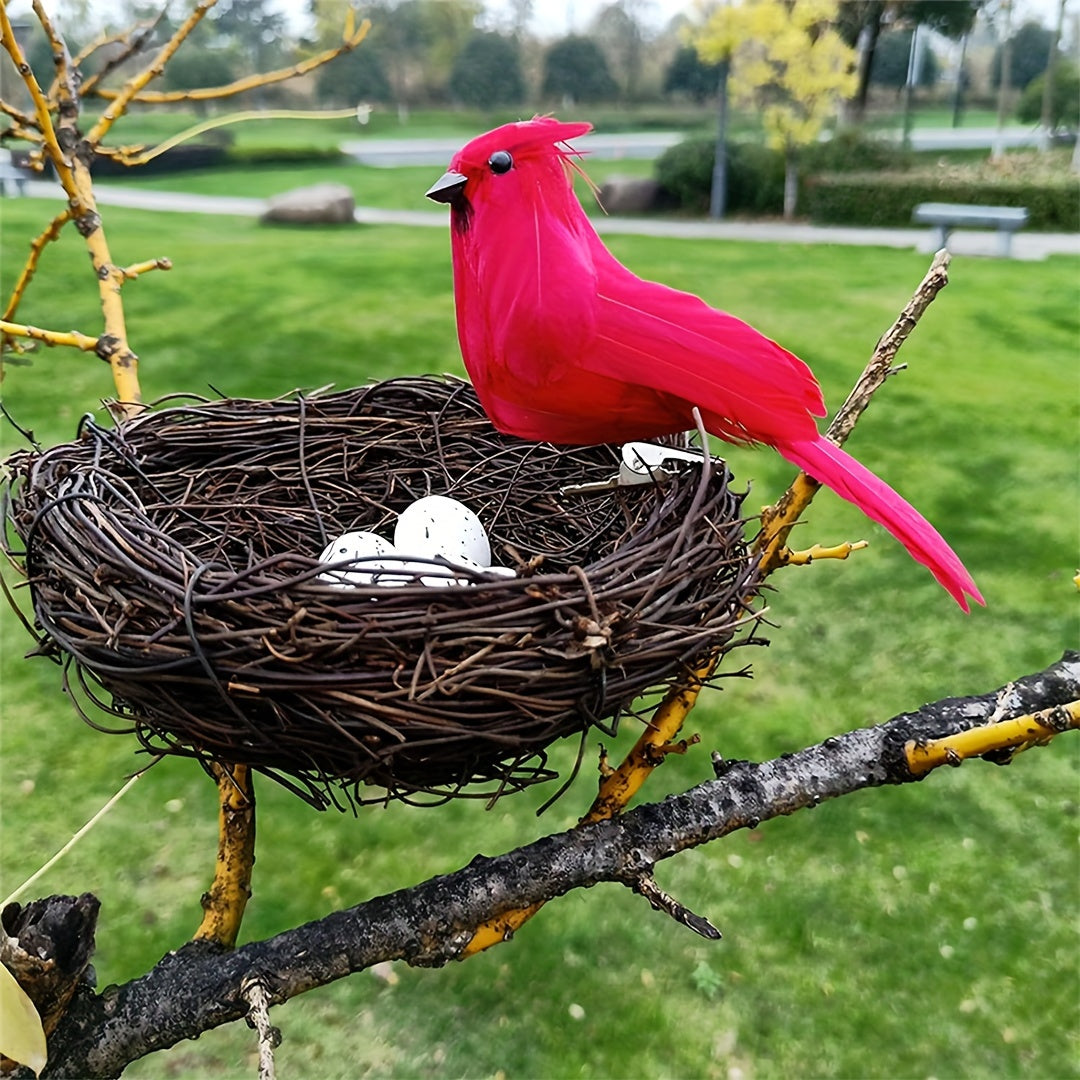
[1038,0,1067,150]
[851,1,885,124]
[783,147,798,221]
[709,60,730,220]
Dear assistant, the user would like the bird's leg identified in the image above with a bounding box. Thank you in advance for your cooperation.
[193,763,255,948]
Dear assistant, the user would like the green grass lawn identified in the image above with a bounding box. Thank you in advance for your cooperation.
[1,197,1077,1079]
[82,102,725,151]
[98,156,659,213]
[92,102,1020,156]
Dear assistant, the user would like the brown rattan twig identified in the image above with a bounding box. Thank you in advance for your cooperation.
[3,377,765,810]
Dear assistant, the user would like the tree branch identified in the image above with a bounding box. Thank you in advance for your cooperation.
[15,651,1076,1079]
[84,12,372,110]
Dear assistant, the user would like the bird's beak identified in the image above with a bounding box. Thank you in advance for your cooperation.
[426,170,467,204]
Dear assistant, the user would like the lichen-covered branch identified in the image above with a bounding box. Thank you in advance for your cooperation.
[13,651,1075,1079]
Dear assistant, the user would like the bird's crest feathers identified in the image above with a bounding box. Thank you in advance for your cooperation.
[450,116,593,174]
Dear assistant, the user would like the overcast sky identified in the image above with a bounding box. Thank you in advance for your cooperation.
[269,0,1078,41]
[12,0,1075,43]
[496,0,1072,37]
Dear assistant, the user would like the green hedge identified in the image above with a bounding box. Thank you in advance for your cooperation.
[805,167,1079,231]
[654,136,787,215]
[224,146,347,166]
[654,130,910,216]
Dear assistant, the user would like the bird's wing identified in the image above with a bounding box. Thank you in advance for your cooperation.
[585,235,827,445]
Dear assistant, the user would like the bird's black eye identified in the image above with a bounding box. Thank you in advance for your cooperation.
[488,150,513,175]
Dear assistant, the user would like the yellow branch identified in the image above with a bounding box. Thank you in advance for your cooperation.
[2,208,72,326]
[779,539,869,567]
[85,0,218,148]
[0,4,146,414]
[905,701,1080,776]
[105,107,364,167]
[87,16,372,108]
[0,318,98,352]
[0,4,80,206]
[0,95,36,126]
[119,257,172,280]
[193,764,256,948]
[70,16,164,99]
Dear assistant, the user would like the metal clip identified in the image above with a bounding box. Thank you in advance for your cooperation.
[561,442,707,495]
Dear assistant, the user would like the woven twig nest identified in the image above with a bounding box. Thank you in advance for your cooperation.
[3,377,764,808]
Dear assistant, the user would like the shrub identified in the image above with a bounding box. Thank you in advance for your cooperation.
[224,146,347,166]
[805,160,1079,232]
[802,129,911,174]
[654,130,902,216]
[1017,61,1080,132]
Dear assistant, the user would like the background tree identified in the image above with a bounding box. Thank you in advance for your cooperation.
[991,20,1058,89]
[309,0,480,114]
[315,43,393,105]
[663,44,722,103]
[160,41,236,94]
[207,0,288,77]
[447,31,525,108]
[869,27,940,91]
[589,0,645,103]
[541,34,618,104]
[694,0,858,220]
[1017,58,1079,132]
[838,1,980,121]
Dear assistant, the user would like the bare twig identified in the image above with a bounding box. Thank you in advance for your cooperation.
[85,13,372,109]
[72,15,164,99]
[84,0,217,148]
[756,249,951,574]
[1,208,73,350]
[0,319,99,353]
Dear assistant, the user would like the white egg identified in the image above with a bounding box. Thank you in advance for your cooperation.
[480,565,518,579]
[370,557,463,589]
[317,531,396,588]
[393,495,491,567]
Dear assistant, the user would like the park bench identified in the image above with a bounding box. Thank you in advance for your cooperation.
[912,202,1029,258]
[0,149,29,196]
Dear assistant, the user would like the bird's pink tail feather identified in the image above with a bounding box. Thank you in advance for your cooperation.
[778,436,983,612]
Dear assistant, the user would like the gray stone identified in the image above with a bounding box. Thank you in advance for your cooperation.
[262,183,355,225]
[597,176,660,214]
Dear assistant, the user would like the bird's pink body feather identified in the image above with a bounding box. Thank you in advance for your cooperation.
[433,117,982,610]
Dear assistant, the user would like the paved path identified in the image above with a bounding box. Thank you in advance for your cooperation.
[341,131,684,167]
[338,126,1052,167]
[17,179,1080,261]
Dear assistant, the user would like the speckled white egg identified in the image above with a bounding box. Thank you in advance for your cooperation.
[393,495,491,568]
[376,554,491,589]
[480,564,517,579]
[317,531,396,588]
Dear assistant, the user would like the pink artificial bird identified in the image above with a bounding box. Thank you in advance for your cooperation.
[426,117,982,611]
